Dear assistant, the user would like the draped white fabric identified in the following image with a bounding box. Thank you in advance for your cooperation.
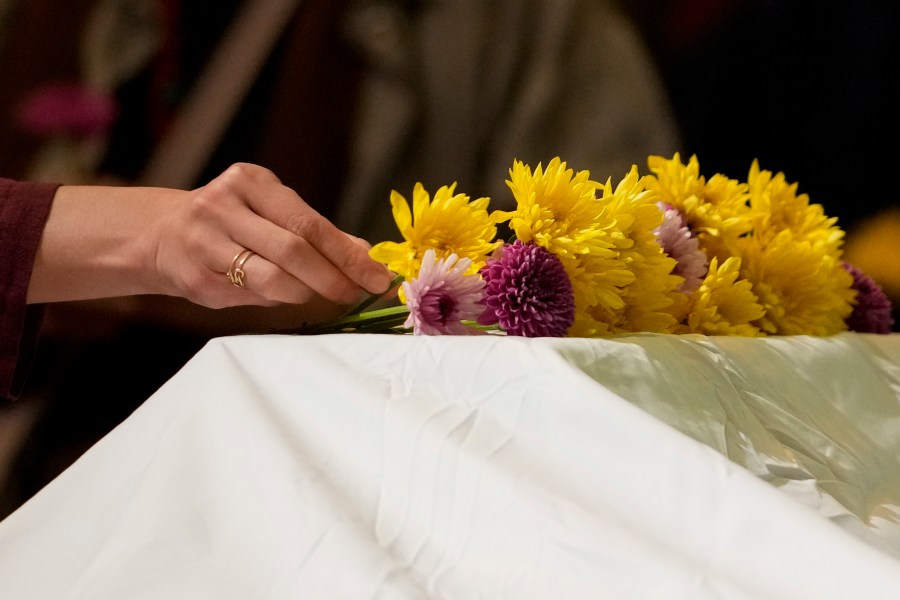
[0,333,898,599]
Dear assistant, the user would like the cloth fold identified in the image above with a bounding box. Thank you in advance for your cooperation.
[0,333,898,598]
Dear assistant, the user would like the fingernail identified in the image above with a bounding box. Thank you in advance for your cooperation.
[350,235,372,250]
[366,268,393,294]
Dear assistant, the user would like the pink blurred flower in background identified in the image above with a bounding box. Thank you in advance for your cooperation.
[16,81,118,139]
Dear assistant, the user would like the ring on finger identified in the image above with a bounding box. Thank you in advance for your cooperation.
[226,249,256,288]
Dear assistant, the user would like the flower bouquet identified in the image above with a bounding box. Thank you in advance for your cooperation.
[306,154,893,337]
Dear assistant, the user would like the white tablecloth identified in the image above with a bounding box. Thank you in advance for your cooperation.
[0,333,899,598]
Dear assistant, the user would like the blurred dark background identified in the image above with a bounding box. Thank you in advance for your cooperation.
[625,0,900,234]
[1,0,898,518]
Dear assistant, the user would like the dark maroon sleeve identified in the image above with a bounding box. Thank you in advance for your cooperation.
[1,177,59,401]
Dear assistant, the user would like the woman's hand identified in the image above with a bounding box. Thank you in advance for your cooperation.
[28,163,393,310]
[151,163,392,309]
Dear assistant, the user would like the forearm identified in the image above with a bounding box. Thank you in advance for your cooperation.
[27,185,178,303]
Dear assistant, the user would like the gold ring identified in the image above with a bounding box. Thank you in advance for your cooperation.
[226,249,255,288]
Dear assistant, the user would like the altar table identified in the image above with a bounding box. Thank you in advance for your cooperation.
[0,332,898,598]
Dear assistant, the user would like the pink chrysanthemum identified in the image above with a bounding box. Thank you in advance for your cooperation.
[402,249,485,335]
[478,241,575,337]
[843,262,895,334]
[655,203,708,294]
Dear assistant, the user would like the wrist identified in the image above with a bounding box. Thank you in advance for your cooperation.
[28,185,184,303]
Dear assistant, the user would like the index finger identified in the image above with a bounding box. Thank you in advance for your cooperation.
[222,164,393,294]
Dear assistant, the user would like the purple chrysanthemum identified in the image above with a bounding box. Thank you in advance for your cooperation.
[477,241,574,337]
[402,250,485,335]
[654,203,708,293]
[844,262,895,334]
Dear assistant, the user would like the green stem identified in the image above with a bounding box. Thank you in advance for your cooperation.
[274,275,407,336]
[334,305,409,326]
[341,274,404,317]
[299,305,410,335]
[461,321,501,332]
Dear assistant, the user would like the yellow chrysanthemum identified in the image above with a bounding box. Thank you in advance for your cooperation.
[578,167,682,335]
[498,157,612,258]
[495,157,632,315]
[683,257,765,337]
[369,182,501,280]
[363,153,858,339]
[645,152,705,204]
[738,231,855,335]
[568,303,615,337]
[746,160,844,256]
[645,153,753,261]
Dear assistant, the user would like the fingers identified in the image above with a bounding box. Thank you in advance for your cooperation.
[180,163,392,308]
[220,249,316,305]
[209,164,393,300]
[173,237,323,309]
[346,233,373,251]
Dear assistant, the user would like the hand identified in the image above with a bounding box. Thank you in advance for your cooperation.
[28,163,393,310]
[151,163,393,309]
